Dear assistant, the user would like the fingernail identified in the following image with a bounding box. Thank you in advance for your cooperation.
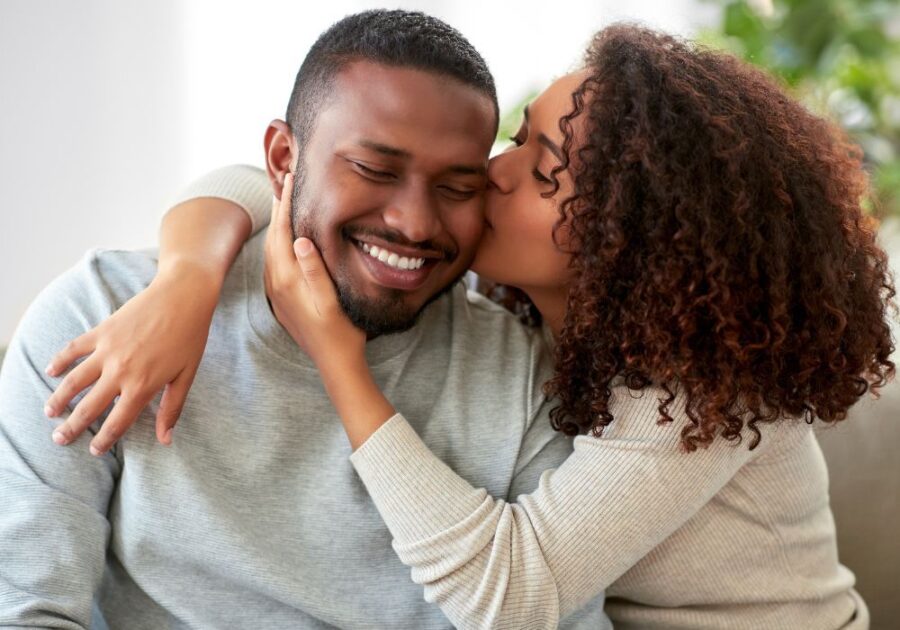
[89,444,103,457]
[164,428,173,444]
[44,404,56,417]
[44,364,56,376]
[52,430,68,445]
[297,238,312,256]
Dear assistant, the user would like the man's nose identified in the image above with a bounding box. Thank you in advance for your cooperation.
[382,183,441,244]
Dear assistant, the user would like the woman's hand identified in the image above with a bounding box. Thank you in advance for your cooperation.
[44,265,221,455]
[264,173,367,370]
[266,174,394,449]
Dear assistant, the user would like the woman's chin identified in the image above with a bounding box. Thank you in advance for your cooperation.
[469,249,502,285]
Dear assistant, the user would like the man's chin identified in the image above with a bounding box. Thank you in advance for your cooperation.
[336,276,465,338]
[337,289,422,338]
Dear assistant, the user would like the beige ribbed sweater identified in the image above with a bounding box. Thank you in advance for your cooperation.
[173,165,868,630]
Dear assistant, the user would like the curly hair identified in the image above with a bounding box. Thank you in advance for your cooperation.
[541,24,897,451]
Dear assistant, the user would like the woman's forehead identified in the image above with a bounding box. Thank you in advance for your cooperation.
[531,70,592,117]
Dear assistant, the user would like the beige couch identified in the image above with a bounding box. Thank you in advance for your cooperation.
[817,382,900,629]
[0,346,896,626]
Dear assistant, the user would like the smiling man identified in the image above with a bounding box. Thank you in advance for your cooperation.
[0,10,609,629]
[271,55,495,335]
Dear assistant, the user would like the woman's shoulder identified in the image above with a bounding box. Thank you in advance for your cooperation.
[593,377,801,459]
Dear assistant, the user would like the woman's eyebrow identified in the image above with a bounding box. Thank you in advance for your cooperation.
[538,134,564,161]
[523,104,564,161]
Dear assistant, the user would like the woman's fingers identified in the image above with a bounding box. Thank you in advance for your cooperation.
[45,332,95,377]
[50,374,118,446]
[45,357,102,418]
[48,345,201,452]
[88,389,155,456]
[294,237,338,317]
[154,370,196,445]
[267,172,304,293]
[276,174,297,268]
[271,172,294,258]
[265,172,299,292]
[277,172,293,234]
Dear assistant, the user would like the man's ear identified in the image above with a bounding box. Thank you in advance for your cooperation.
[264,120,297,199]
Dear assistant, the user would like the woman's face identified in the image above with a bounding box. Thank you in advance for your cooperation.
[471,71,589,293]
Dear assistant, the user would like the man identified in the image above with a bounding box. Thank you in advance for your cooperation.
[0,10,609,628]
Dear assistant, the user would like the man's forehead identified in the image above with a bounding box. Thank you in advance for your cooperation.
[332,61,493,125]
[320,60,496,162]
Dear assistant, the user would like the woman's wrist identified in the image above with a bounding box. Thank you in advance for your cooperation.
[157,253,229,288]
[318,358,396,450]
[157,197,252,286]
[152,259,225,314]
[317,351,373,404]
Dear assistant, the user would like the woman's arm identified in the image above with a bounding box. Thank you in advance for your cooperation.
[267,180,775,628]
[348,407,769,628]
[45,165,273,455]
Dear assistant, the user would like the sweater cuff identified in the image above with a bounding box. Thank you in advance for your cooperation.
[350,413,488,543]
[166,165,272,236]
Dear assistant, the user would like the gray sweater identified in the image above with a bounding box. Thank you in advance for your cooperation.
[0,232,610,628]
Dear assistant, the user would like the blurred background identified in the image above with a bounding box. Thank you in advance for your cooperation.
[2,0,898,343]
[1,0,898,626]
[0,0,719,345]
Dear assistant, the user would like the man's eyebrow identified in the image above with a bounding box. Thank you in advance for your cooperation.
[358,140,411,158]
[523,105,565,162]
[447,164,487,177]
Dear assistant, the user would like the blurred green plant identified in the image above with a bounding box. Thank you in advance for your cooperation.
[495,90,539,151]
[701,0,900,217]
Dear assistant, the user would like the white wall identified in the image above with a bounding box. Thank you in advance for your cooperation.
[0,0,716,345]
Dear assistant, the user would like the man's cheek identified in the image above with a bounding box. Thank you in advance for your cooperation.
[451,204,486,258]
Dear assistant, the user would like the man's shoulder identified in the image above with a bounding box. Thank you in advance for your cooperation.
[445,284,548,355]
[13,248,159,356]
[49,247,159,312]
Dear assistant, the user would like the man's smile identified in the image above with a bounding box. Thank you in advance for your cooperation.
[349,237,440,291]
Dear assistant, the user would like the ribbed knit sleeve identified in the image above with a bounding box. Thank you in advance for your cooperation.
[350,385,774,630]
[166,165,273,237]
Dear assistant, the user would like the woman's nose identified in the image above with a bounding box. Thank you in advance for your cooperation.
[487,151,514,195]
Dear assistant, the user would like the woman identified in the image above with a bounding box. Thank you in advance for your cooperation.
[44,25,893,628]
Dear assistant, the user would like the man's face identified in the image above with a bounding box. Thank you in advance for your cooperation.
[291,61,496,337]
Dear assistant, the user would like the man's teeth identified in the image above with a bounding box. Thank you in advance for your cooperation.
[361,242,426,270]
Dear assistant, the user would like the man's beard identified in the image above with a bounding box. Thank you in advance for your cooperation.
[290,169,463,338]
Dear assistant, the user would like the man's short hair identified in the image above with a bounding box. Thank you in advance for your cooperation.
[285,9,499,155]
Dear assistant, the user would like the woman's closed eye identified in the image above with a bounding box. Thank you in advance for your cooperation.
[532,168,552,184]
[507,134,552,184]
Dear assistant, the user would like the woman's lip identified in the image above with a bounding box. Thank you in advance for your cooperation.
[353,241,435,291]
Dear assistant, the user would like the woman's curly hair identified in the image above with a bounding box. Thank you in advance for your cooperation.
[541,24,896,451]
